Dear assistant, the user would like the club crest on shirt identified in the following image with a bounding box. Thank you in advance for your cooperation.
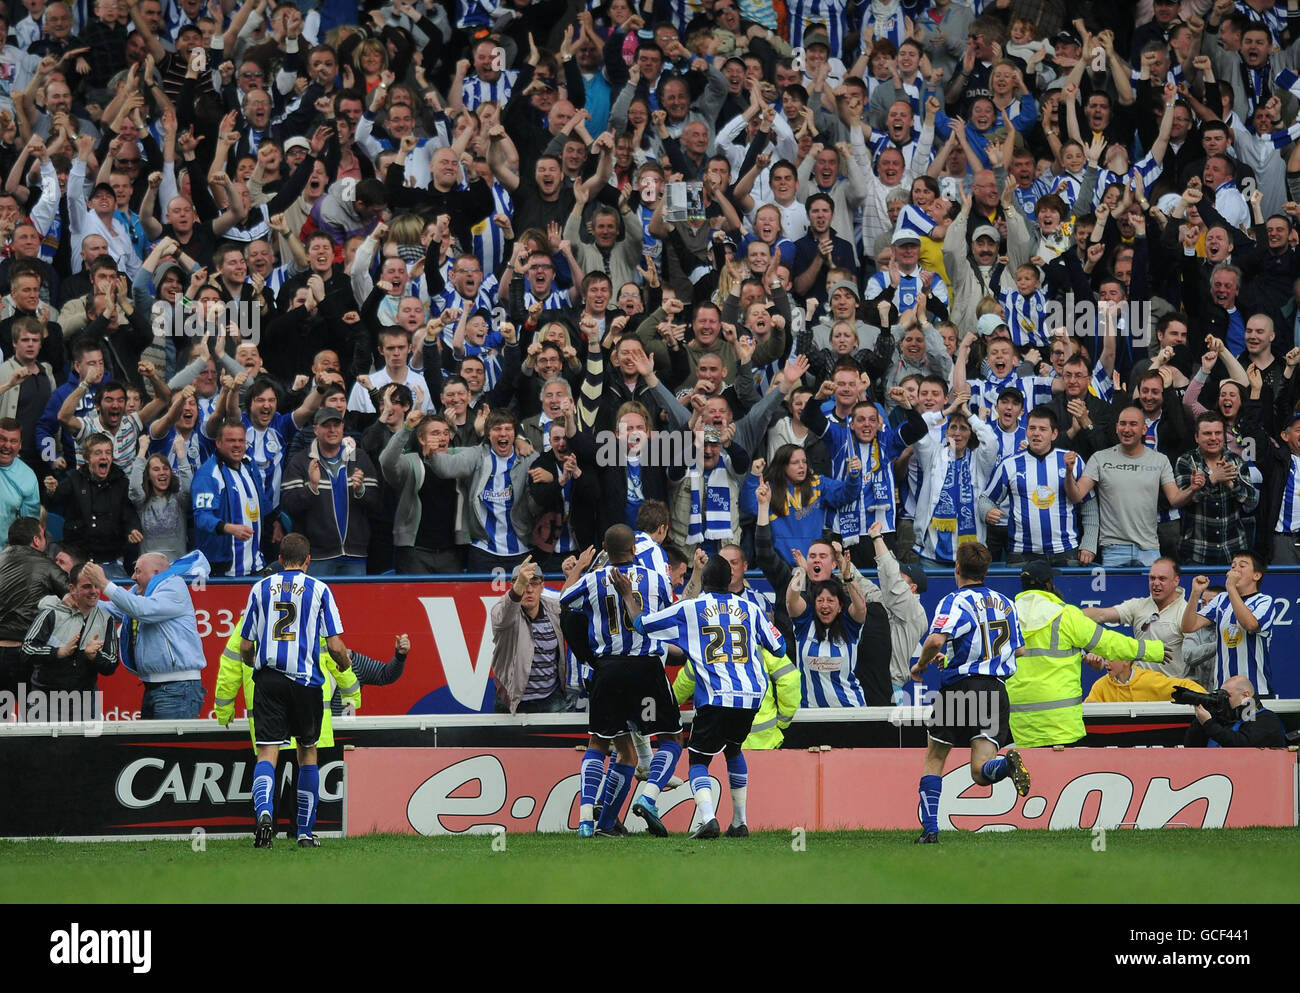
[1030,485,1058,509]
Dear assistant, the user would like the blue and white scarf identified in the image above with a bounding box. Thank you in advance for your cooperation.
[836,434,894,545]
[687,451,732,545]
[118,551,210,675]
[931,452,977,562]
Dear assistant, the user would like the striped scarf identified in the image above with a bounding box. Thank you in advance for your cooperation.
[835,436,891,546]
[931,451,977,552]
[687,452,732,545]
[40,205,62,265]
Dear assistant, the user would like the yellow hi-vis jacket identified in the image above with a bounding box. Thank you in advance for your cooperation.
[212,625,361,749]
[671,650,801,750]
[1008,589,1164,748]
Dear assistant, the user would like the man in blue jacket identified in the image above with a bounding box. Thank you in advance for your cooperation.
[81,551,207,719]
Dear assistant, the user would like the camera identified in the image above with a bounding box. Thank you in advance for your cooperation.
[1171,686,1231,716]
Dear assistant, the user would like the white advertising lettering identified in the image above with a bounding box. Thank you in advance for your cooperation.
[115,758,342,808]
[419,596,497,709]
[406,755,714,834]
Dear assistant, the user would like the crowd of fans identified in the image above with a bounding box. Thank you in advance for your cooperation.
[0,0,1298,585]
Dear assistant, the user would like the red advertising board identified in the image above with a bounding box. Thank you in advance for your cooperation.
[344,747,1297,835]
[98,580,504,719]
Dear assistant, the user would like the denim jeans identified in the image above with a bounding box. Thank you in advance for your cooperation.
[141,679,207,719]
[1100,544,1159,567]
[308,556,367,576]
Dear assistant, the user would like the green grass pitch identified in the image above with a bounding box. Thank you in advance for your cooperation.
[2,829,1298,902]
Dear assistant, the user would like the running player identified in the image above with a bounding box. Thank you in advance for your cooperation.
[613,555,786,839]
[239,533,352,849]
[909,542,1030,844]
[560,525,678,838]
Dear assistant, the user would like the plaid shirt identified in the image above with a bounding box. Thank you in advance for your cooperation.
[1174,448,1259,565]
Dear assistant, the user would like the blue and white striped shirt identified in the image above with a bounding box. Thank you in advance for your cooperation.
[863,266,949,313]
[241,571,344,689]
[639,592,784,709]
[560,563,674,658]
[472,450,523,556]
[523,286,572,312]
[1199,591,1282,696]
[634,531,670,577]
[983,448,1084,555]
[455,0,505,29]
[241,411,298,510]
[462,70,519,110]
[432,276,501,345]
[927,586,1023,687]
[1000,288,1051,348]
[468,181,513,279]
[972,372,1053,415]
[794,611,865,708]
[1275,455,1300,533]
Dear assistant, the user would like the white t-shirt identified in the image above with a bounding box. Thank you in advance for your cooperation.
[347,367,435,414]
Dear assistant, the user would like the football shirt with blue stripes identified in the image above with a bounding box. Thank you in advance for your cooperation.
[241,571,344,688]
[638,592,785,709]
[1198,592,1282,696]
[927,586,1023,687]
[984,448,1085,554]
[560,563,673,659]
[793,612,865,708]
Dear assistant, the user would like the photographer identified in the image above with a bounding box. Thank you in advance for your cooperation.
[1179,677,1288,748]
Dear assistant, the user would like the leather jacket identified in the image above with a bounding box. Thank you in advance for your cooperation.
[0,545,69,642]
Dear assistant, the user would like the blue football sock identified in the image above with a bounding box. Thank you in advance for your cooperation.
[597,763,635,830]
[981,755,1009,783]
[578,749,606,823]
[726,752,748,791]
[296,764,319,838]
[919,774,942,835]
[641,740,682,802]
[253,760,275,821]
[726,753,748,826]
